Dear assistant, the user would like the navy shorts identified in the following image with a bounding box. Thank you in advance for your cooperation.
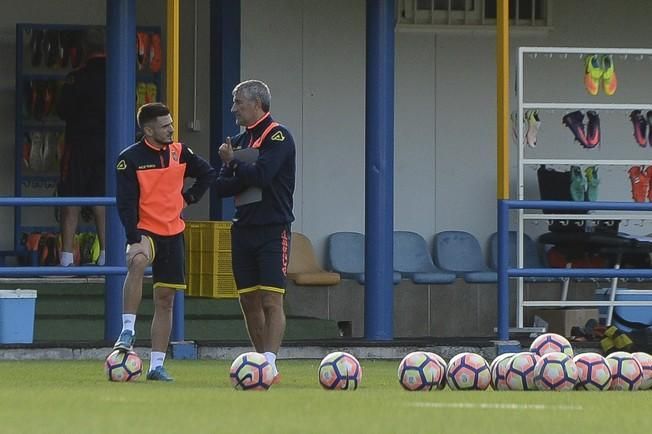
[231,224,290,295]
[58,150,105,197]
[144,231,186,290]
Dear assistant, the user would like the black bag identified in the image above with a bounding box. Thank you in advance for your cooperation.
[537,165,587,232]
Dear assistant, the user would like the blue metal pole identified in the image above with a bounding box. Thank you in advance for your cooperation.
[497,199,509,341]
[106,0,136,341]
[364,0,395,340]
[209,0,240,221]
[172,290,185,341]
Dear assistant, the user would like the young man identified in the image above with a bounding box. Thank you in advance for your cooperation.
[216,80,296,382]
[113,103,216,381]
[56,27,106,266]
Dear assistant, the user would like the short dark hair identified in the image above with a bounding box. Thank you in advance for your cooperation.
[137,103,170,128]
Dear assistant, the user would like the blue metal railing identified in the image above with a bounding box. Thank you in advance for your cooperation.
[497,200,652,341]
[0,195,184,343]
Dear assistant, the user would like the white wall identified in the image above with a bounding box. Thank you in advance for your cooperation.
[241,0,652,263]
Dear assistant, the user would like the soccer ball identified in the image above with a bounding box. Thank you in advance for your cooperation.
[533,352,578,391]
[490,352,515,391]
[606,351,643,391]
[505,352,540,390]
[229,352,275,391]
[446,352,491,390]
[632,352,652,390]
[429,352,448,390]
[397,351,446,391]
[529,333,574,358]
[318,351,362,390]
[573,352,612,391]
[105,350,142,382]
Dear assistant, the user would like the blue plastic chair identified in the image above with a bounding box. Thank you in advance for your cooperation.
[393,231,456,284]
[488,231,548,283]
[432,231,497,283]
[327,232,401,285]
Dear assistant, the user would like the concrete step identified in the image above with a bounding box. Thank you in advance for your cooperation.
[34,294,242,316]
[34,316,340,342]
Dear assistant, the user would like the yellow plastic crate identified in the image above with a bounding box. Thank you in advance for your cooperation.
[184,221,238,299]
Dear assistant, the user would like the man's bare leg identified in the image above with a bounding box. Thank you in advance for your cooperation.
[60,206,80,265]
[261,291,285,354]
[151,287,175,352]
[91,205,106,250]
[239,291,265,352]
[122,255,148,314]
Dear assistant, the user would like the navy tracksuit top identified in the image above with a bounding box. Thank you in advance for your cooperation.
[214,113,296,227]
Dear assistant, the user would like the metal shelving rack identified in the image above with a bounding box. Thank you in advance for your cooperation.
[14,23,161,261]
[516,46,652,328]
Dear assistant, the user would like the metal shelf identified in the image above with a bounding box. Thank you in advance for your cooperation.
[519,47,652,55]
[514,46,652,330]
[522,103,652,110]
[523,158,652,166]
[522,213,652,220]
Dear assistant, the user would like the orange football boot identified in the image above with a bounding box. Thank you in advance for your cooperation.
[584,55,602,96]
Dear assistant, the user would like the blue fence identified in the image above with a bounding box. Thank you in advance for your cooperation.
[497,200,652,341]
[0,196,185,343]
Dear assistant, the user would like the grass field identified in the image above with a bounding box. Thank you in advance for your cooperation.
[0,359,648,434]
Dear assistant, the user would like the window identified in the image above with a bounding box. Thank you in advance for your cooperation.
[398,0,550,30]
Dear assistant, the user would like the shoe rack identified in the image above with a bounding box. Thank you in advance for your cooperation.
[514,46,652,328]
[14,24,162,256]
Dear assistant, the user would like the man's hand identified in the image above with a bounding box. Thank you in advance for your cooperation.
[219,136,234,164]
[125,235,153,266]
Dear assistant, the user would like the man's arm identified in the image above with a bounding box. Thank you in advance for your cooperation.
[233,127,294,188]
[115,155,141,244]
[213,163,246,197]
[181,145,218,204]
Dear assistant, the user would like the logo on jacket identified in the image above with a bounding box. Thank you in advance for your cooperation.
[270,131,285,141]
[116,160,127,170]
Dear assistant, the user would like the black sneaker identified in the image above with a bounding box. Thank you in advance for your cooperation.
[562,111,588,148]
[630,110,647,147]
[146,366,174,382]
[113,330,135,351]
[586,111,600,148]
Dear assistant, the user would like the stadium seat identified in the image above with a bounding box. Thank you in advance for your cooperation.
[488,231,549,282]
[432,231,497,283]
[327,232,401,285]
[393,231,456,284]
[287,232,341,286]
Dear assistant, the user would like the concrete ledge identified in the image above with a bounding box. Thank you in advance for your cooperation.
[0,341,602,361]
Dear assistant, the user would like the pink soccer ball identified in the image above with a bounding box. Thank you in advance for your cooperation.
[105,350,142,382]
[505,352,540,390]
[632,352,652,390]
[318,351,362,391]
[490,352,515,391]
[573,352,611,391]
[397,351,445,391]
[606,351,643,391]
[429,352,448,390]
[229,352,275,391]
[446,352,491,391]
[529,333,574,358]
[533,352,578,391]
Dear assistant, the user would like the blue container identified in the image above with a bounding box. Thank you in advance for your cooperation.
[0,289,37,343]
[594,288,652,332]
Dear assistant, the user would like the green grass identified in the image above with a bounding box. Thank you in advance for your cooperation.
[0,360,648,434]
